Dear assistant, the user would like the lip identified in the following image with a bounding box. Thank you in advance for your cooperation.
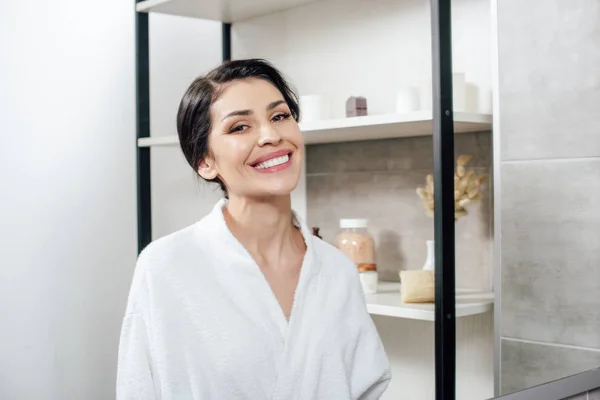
[249,149,293,166]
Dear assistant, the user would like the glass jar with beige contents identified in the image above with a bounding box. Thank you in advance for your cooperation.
[335,219,378,294]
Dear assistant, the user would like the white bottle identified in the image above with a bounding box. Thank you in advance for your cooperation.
[422,240,435,271]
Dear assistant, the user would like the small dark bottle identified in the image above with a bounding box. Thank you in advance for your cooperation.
[311,227,323,240]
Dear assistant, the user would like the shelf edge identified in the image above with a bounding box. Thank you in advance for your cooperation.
[136,0,172,13]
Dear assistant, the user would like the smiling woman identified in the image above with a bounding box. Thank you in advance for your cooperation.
[116,59,391,400]
[196,77,302,198]
[176,59,302,199]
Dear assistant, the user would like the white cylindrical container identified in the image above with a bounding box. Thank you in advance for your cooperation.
[300,95,329,123]
[478,86,493,114]
[395,87,420,113]
[360,271,379,295]
[453,72,466,112]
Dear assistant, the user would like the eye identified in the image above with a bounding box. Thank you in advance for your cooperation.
[271,112,291,122]
[229,124,249,134]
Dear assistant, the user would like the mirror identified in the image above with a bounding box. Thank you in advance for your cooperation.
[452,0,600,399]
[488,0,600,397]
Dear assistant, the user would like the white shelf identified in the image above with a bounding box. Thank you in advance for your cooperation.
[136,0,321,22]
[137,111,492,148]
[365,281,493,321]
[301,111,491,144]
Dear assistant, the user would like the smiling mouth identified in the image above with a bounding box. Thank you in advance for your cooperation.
[253,153,290,170]
[250,151,294,173]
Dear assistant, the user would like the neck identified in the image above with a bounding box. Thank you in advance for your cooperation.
[222,194,304,267]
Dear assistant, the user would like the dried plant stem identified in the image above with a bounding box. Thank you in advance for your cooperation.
[416,154,487,221]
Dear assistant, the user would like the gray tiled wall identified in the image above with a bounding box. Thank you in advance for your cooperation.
[500,160,600,349]
[498,0,600,162]
[498,0,600,395]
[565,387,600,400]
[306,131,493,290]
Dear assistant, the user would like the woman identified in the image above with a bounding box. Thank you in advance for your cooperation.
[116,58,391,399]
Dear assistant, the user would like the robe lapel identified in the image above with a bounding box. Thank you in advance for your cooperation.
[208,199,325,399]
[207,200,321,348]
[270,213,323,400]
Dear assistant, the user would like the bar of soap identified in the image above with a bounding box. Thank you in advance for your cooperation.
[400,270,435,303]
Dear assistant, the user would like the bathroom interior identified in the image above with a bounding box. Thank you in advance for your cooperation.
[140,0,600,398]
[3,0,598,398]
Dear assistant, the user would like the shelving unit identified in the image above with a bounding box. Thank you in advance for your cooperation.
[137,111,492,147]
[366,282,493,321]
[135,1,475,398]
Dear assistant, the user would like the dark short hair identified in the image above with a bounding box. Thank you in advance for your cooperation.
[176,58,301,197]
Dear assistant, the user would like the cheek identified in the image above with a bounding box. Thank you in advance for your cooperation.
[286,124,304,147]
[292,127,304,159]
[215,136,254,168]
[295,146,304,167]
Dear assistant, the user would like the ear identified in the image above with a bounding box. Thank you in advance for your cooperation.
[197,155,218,180]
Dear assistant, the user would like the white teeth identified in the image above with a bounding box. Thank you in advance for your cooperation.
[254,154,290,170]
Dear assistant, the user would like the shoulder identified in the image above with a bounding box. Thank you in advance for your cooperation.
[125,216,216,313]
[136,223,200,272]
[136,200,227,273]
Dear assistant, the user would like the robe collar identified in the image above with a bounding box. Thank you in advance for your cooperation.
[205,198,320,278]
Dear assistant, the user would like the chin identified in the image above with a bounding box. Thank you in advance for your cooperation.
[258,180,299,197]
[250,162,301,195]
[243,174,299,198]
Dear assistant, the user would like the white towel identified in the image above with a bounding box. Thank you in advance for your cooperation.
[117,199,391,399]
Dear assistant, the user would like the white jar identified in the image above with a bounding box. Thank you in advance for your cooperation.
[300,95,329,123]
[395,86,420,113]
[452,72,466,112]
[360,271,379,295]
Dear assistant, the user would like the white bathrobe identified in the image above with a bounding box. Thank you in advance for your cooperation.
[116,199,391,400]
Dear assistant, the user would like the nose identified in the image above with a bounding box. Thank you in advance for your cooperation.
[257,121,282,147]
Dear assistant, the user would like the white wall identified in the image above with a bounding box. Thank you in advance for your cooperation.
[0,1,137,398]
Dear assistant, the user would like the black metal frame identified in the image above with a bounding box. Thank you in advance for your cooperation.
[134,3,457,399]
[431,0,456,399]
[135,3,151,254]
[222,23,231,62]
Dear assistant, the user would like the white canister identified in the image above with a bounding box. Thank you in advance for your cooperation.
[300,95,329,123]
[420,72,467,111]
[452,72,466,112]
[395,87,420,114]
[478,86,493,114]
[359,271,379,295]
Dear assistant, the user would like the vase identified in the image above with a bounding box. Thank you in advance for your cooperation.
[422,240,435,271]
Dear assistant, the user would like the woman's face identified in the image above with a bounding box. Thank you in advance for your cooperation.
[198,78,304,199]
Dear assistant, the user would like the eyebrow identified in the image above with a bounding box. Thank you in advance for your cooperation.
[221,100,287,121]
[267,100,286,110]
